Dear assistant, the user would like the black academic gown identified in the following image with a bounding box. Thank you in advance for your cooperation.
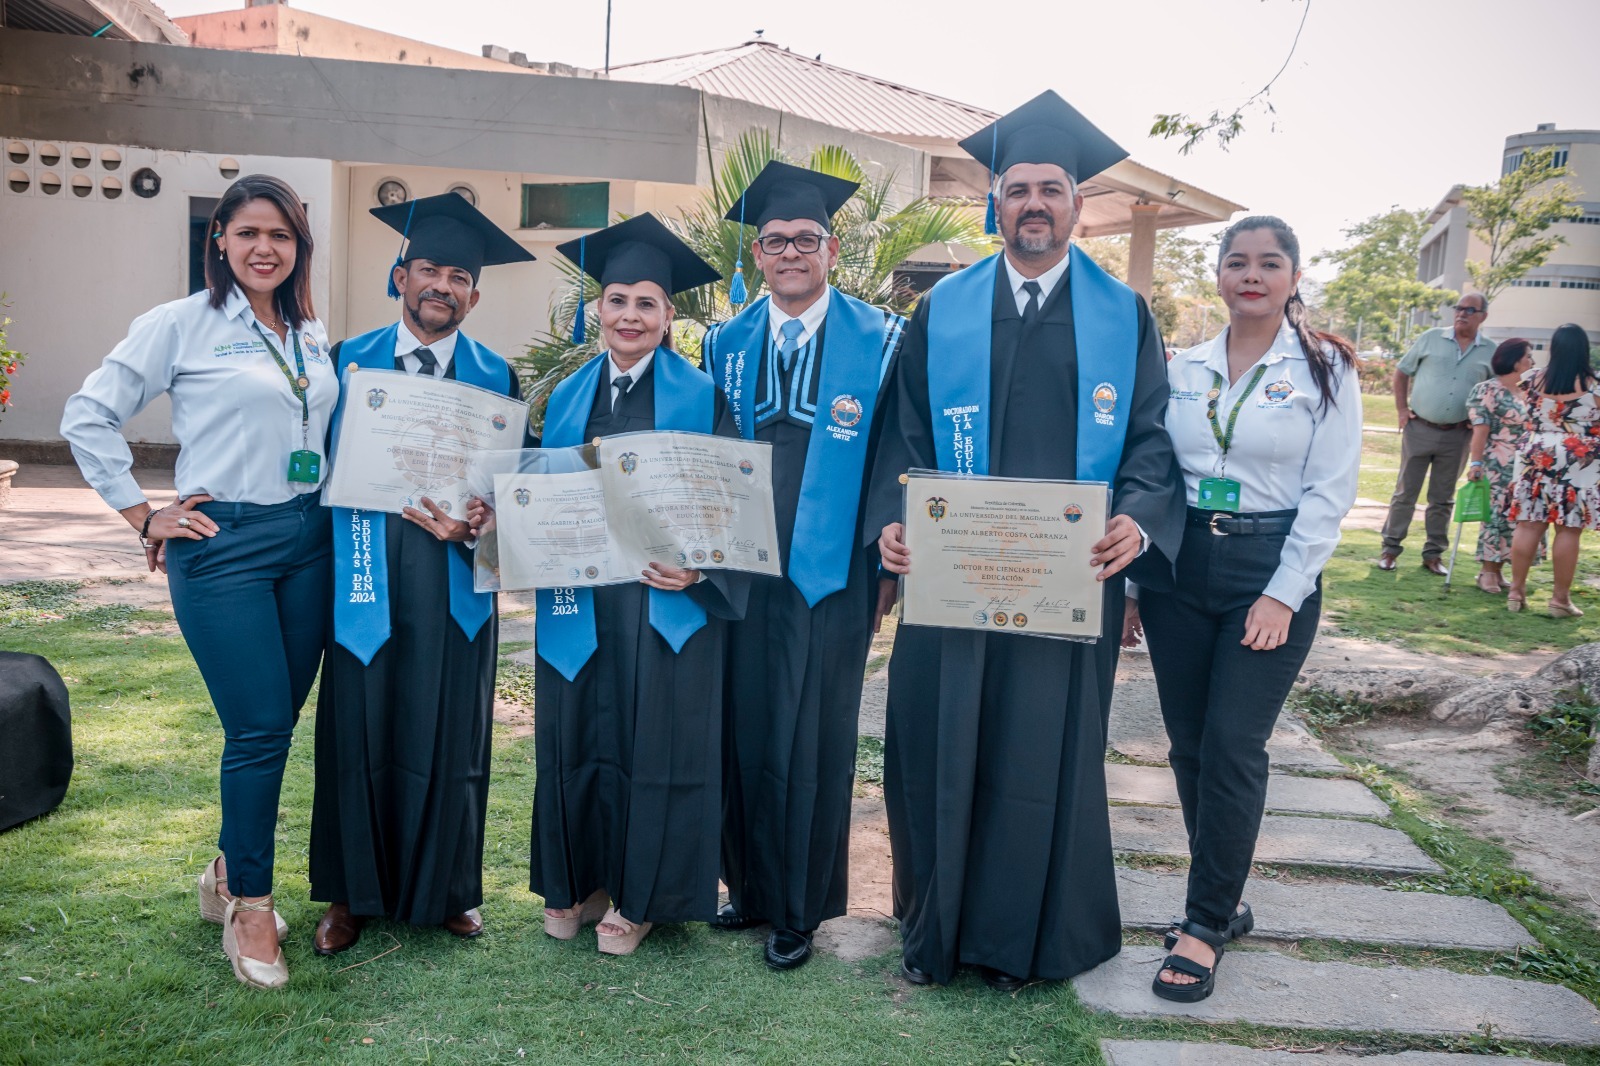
[529,362,750,926]
[309,342,526,925]
[863,263,1183,984]
[718,315,899,933]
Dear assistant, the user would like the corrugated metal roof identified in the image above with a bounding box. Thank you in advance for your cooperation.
[4,0,189,43]
[611,41,997,142]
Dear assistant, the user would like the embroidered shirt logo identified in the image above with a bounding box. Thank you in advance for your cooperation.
[830,394,863,428]
[1263,379,1295,404]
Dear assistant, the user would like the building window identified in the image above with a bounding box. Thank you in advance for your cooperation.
[1558,280,1600,290]
[1575,214,1600,225]
[1552,147,1569,168]
[1511,278,1552,288]
[188,196,221,295]
[1502,152,1523,176]
[520,182,608,229]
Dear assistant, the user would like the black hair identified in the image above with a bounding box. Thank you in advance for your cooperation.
[1217,215,1356,410]
[1540,323,1596,395]
[1491,338,1532,376]
[205,174,316,330]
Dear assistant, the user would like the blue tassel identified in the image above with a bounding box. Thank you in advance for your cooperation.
[983,124,999,236]
[571,237,586,345]
[386,198,418,299]
[386,256,403,299]
[729,265,747,305]
[983,192,997,236]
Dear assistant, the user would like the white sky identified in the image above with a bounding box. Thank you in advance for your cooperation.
[157,0,1599,277]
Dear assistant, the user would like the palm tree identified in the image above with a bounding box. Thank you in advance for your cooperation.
[517,129,990,427]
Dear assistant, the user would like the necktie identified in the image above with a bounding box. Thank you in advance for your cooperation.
[1020,280,1042,326]
[414,347,438,376]
[778,318,805,373]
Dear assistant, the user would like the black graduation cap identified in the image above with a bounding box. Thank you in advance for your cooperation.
[554,213,721,343]
[372,193,535,295]
[724,161,858,230]
[959,89,1128,187]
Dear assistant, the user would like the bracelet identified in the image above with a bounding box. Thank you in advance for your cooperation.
[1469,460,1485,467]
[139,507,158,546]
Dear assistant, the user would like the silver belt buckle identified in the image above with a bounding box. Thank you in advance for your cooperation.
[1209,512,1229,537]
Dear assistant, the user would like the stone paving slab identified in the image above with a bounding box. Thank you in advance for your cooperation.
[1111,807,1440,874]
[1108,674,1343,773]
[1100,1041,1544,1065]
[1107,763,1389,818]
[1116,868,1536,951]
[1076,946,1600,1046]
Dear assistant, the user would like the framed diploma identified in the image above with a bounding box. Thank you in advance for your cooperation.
[324,368,530,517]
[900,470,1110,641]
[468,431,782,592]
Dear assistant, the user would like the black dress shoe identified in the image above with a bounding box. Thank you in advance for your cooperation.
[764,928,814,970]
[900,959,933,985]
[976,965,1026,992]
[708,902,763,931]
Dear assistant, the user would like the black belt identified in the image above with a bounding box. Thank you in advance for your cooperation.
[1186,506,1298,536]
[1409,413,1470,431]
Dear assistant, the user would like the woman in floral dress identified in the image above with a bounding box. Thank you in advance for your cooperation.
[1508,324,1600,616]
[1465,339,1535,593]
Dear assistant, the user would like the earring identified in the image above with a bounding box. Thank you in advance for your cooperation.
[217,247,225,261]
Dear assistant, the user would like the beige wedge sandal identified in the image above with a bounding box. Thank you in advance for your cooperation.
[198,856,287,942]
[222,896,288,990]
[595,907,654,956]
[543,888,610,940]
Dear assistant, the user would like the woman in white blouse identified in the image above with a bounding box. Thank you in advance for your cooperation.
[1124,216,1361,1003]
[61,174,336,990]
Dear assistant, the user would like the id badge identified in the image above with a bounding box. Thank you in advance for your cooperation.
[1196,477,1241,512]
[287,450,322,484]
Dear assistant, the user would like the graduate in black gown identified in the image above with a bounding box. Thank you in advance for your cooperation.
[309,194,536,953]
[699,163,905,969]
[866,92,1185,989]
[519,214,749,956]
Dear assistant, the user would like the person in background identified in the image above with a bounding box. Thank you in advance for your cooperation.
[1507,324,1600,617]
[1378,294,1494,575]
[1465,338,1537,593]
[1127,215,1361,1002]
[61,174,335,990]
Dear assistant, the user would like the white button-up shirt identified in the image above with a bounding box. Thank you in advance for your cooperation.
[393,319,458,376]
[1002,252,1070,314]
[766,286,831,347]
[61,288,337,510]
[1165,321,1363,610]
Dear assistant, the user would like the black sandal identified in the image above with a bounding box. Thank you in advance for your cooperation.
[1162,902,1252,951]
[1152,919,1226,1003]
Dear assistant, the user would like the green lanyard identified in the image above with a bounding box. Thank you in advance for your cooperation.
[1206,364,1269,470]
[252,323,311,448]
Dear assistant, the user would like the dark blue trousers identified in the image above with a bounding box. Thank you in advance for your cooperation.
[1139,515,1320,933]
[165,493,330,897]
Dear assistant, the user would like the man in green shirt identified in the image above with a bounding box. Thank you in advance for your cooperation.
[1378,294,1495,573]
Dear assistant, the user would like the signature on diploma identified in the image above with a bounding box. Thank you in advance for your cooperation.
[1032,597,1073,611]
[985,593,1018,611]
[730,537,757,552]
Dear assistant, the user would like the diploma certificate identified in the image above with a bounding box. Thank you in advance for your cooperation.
[484,431,781,591]
[900,472,1109,640]
[325,368,530,517]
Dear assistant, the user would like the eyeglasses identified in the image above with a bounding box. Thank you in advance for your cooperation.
[756,232,830,255]
[1452,305,1485,314]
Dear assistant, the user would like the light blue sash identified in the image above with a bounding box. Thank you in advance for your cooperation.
[706,289,898,606]
[535,348,714,681]
[329,324,508,664]
[924,245,1139,482]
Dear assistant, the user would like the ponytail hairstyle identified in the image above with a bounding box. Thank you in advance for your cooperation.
[205,174,317,331]
[1217,215,1355,411]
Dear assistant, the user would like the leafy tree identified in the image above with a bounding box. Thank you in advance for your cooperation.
[1313,207,1455,353]
[516,130,989,426]
[1077,231,1226,347]
[1464,146,1582,301]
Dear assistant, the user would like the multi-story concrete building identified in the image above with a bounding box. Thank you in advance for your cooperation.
[1418,124,1600,350]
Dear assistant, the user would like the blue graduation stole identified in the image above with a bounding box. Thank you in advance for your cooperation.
[329,324,509,665]
[924,245,1139,482]
[535,348,714,681]
[706,289,899,606]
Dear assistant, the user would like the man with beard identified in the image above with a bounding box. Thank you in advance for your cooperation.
[700,163,905,970]
[866,91,1184,989]
[309,193,535,954]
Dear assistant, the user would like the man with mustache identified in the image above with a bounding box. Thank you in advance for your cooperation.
[865,91,1184,989]
[309,193,535,954]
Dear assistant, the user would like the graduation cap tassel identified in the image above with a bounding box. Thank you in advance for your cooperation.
[571,237,587,345]
[385,198,418,299]
[728,194,749,306]
[983,124,999,236]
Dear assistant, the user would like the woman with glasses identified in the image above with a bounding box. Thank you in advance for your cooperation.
[1507,324,1600,616]
[1465,338,1538,593]
[61,174,334,989]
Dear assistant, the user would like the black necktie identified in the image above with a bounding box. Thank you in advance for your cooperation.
[414,347,438,377]
[608,373,633,416]
[1020,280,1042,326]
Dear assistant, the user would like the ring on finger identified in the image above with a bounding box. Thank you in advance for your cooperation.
[176,516,191,529]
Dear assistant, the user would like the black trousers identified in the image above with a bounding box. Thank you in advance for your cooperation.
[1139,514,1320,933]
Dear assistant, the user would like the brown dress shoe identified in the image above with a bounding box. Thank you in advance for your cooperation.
[1376,553,1398,571]
[1420,558,1448,576]
[443,908,483,939]
[313,902,365,956]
